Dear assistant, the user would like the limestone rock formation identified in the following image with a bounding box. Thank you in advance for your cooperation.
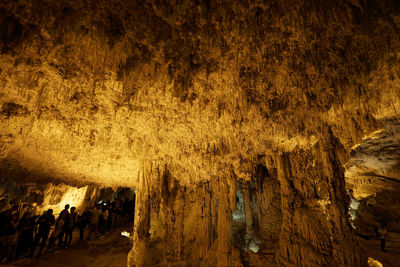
[1,0,400,266]
[0,176,98,215]
[346,121,400,238]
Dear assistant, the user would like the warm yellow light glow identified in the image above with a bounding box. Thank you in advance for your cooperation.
[57,186,88,213]
[38,183,88,215]
[368,257,383,267]
[121,231,131,238]
[363,129,385,141]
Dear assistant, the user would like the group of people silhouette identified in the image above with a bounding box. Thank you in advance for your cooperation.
[0,198,135,263]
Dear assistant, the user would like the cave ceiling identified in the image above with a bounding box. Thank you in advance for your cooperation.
[0,0,400,187]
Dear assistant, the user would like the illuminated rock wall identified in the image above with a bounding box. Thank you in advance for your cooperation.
[38,183,92,215]
[128,162,241,266]
[274,132,363,266]
[345,120,400,237]
[1,0,400,266]
[0,177,97,215]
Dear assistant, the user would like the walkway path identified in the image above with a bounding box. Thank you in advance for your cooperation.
[1,227,132,267]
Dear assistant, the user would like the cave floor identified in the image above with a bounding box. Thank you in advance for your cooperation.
[1,230,399,267]
[1,226,132,267]
[359,235,400,267]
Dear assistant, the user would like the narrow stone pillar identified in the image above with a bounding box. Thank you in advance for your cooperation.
[242,184,253,245]
[128,167,151,266]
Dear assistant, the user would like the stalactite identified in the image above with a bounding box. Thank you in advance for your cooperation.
[129,163,241,266]
[253,162,282,246]
[274,129,366,267]
[128,138,368,266]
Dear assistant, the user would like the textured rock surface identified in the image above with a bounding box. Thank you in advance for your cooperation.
[0,176,97,215]
[1,0,400,266]
[346,120,400,237]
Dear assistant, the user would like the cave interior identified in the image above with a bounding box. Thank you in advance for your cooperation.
[1,0,400,266]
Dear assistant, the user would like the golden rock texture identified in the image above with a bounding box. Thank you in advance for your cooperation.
[0,176,97,215]
[1,0,400,266]
[346,121,400,238]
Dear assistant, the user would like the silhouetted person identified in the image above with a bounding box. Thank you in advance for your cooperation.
[122,198,129,224]
[106,203,113,232]
[49,210,66,248]
[16,211,34,258]
[378,224,387,252]
[65,207,77,246]
[113,200,122,228]
[78,208,91,241]
[88,207,98,240]
[2,209,19,263]
[33,209,55,256]
[98,206,107,235]
[0,205,8,262]
[58,204,70,247]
